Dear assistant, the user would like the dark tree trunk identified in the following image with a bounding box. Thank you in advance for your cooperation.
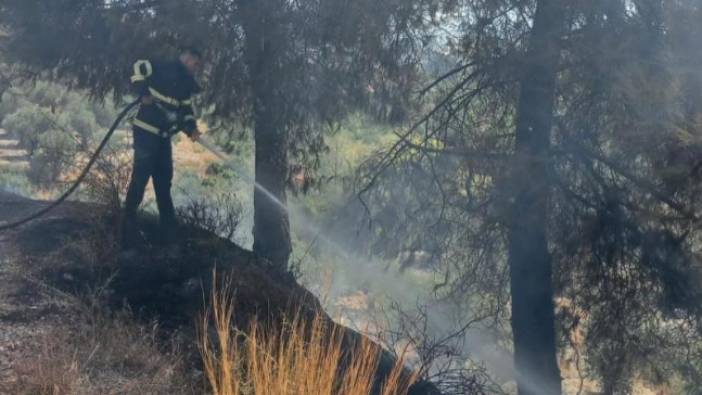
[507,1,565,394]
[251,95,292,270]
[241,0,292,271]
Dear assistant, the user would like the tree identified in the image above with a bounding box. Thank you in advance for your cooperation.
[360,1,567,391]
[361,1,567,391]
[237,0,292,268]
[0,0,435,270]
[359,0,702,392]
[506,1,565,393]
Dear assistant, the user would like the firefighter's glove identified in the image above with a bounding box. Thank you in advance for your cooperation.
[189,129,202,142]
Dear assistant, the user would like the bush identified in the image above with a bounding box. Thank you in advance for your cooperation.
[0,169,33,197]
[1,105,53,155]
[0,80,120,188]
[26,129,76,185]
[177,191,242,241]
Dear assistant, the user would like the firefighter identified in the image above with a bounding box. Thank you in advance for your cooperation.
[122,47,203,252]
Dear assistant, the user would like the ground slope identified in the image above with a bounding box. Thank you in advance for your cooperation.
[0,191,440,395]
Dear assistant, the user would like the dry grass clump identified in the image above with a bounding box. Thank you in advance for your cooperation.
[199,275,418,395]
[11,308,194,395]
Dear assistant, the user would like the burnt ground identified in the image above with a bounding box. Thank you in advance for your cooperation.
[0,190,308,390]
[0,191,440,395]
[0,191,83,390]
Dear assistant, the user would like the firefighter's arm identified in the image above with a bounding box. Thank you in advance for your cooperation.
[180,99,200,141]
[130,60,153,99]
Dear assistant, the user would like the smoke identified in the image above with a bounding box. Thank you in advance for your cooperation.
[291,204,561,394]
[197,136,557,393]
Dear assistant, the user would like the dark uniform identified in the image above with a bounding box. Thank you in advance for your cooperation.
[123,59,200,246]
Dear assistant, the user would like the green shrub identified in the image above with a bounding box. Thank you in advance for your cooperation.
[0,80,118,187]
[26,130,76,185]
[1,105,52,155]
[0,169,33,197]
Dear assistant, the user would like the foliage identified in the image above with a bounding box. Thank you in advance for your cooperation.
[0,169,32,196]
[5,0,702,392]
[0,80,118,186]
[177,191,242,241]
[10,307,192,395]
[357,0,702,391]
[0,0,447,269]
[1,105,50,155]
[0,0,436,129]
[198,275,419,395]
[26,128,75,184]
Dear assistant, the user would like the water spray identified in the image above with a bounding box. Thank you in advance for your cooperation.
[197,135,362,264]
[196,136,550,394]
[197,136,286,211]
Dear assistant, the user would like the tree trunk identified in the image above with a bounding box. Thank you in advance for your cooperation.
[507,1,565,394]
[241,0,292,271]
[251,93,292,270]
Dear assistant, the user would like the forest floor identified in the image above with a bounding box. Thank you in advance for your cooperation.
[0,189,420,395]
[0,189,291,394]
[0,133,259,393]
[0,191,83,392]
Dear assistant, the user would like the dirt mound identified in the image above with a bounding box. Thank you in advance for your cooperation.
[0,195,440,395]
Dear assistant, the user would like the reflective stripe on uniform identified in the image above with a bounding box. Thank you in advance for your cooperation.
[148,87,181,106]
[133,118,179,139]
[184,115,196,122]
[180,99,192,106]
[132,118,161,134]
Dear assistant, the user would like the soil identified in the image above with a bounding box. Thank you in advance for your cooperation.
[0,191,79,390]
[0,191,438,394]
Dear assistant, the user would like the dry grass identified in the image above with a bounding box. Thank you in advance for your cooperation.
[199,274,418,395]
[11,307,194,395]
